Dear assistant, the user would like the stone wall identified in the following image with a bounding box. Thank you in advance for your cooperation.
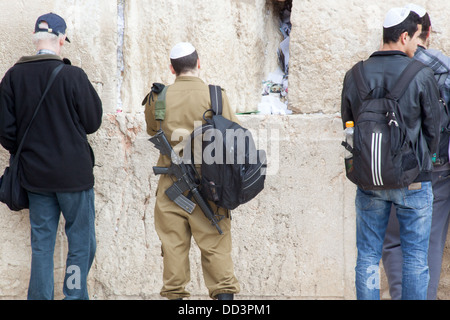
[0,0,449,300]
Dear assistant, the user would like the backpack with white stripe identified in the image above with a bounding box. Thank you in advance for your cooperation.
[343,60,427,190]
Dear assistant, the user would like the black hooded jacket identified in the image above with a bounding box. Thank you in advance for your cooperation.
[0,54,103,192]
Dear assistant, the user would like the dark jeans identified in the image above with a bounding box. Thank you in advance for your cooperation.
[382,170,450,299]
[27,189,96,300]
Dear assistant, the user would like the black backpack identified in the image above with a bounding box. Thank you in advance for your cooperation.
[148,83,267,210]
[343,60,427,190]
[193,85,267,210]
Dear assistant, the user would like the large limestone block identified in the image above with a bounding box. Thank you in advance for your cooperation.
[0,114,354,300]
[121,0,283,114]
[0,210,31,299]
[288,0,450,114]
[0,113,352,300]
[88,113,162,299]
[86,113,355,299]
[0,0,117,113]
[233,114,355,298]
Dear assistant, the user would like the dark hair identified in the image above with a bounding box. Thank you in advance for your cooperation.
[419,12,431,42]
[170,51,199,76]
[383,11,421,44]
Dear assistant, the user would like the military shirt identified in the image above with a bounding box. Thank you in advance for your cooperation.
[145,76,240,168]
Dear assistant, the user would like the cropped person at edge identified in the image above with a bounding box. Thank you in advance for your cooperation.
[382,3,450,300]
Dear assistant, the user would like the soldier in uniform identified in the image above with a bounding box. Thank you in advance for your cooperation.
[144,42,240,300]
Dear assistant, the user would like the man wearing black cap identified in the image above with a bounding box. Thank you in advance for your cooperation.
[341,8,441,299]
[0,13,102,300]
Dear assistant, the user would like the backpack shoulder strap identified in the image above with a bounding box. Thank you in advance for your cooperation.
[209,85,223,115]
[351,61,372,100]
[190,85,222,141]
[387,60,427,100]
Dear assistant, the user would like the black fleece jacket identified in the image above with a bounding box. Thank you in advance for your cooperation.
[0,54,103,192]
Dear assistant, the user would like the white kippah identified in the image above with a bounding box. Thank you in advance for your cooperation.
[404,3,427,18]
[170,42,196,60]
[383,7,411,28]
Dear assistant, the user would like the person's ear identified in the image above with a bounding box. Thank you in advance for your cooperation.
[400,31,409,45]
[169,64,176,75]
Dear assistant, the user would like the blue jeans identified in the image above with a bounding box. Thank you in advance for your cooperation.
[27,189,96,300]
[382,170,450,300]
[355,182,433,300]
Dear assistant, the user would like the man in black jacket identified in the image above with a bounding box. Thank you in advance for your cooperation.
[341,8,441,299]
[0,13,102,300]
[382,3,450,300]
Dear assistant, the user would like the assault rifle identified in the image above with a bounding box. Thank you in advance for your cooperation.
[149,129,224,235]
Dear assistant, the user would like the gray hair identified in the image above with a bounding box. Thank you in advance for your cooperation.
[32,22,66,45]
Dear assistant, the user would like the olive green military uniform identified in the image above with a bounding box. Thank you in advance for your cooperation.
[144,76,240,299]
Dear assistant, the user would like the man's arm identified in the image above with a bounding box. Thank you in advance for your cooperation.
[74,68,103,134]
[420,68,442,155]
[0,74,18,153]
[340,70,355,129]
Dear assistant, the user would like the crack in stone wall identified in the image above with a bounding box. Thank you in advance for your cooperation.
[117,0,125,113]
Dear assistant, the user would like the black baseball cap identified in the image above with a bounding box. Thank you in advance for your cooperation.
[34,12,70,43]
